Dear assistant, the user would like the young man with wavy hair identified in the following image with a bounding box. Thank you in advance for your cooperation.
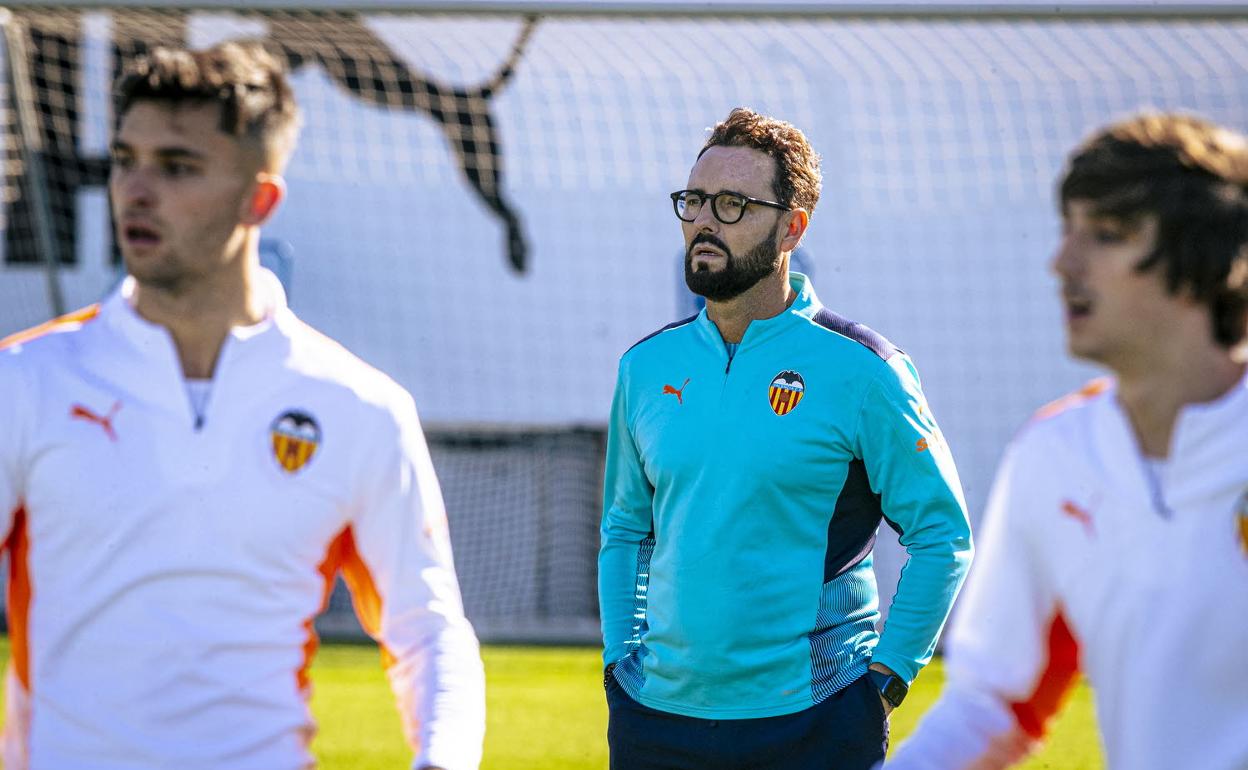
[0,43,484,770]
[890,113,1248,770]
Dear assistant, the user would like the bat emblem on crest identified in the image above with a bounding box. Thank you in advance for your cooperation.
[768,370,805,416]
[271,410,322,474]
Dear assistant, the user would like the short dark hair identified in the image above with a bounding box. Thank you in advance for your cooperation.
[1060,113,1248,347]
[699,107,822,216]
[114,42,300,171]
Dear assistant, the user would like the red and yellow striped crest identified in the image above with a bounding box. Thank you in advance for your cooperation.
[1237,491,1248,556]
[271,410,322,474]
[768,370,805,416]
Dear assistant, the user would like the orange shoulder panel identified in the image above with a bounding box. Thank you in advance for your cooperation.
[1031,378,1111,423]
[0,305,101,350]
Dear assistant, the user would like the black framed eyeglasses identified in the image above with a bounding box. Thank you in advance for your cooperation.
[670,189,789,224]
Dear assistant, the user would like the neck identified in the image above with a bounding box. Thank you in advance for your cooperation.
[705,268,794,344]
[131,252,268,380]
[1113,331,1245,458]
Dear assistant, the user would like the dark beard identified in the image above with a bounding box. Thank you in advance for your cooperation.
[684,221,782,302]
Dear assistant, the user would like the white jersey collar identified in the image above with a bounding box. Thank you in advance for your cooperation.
[1095,366,1248,512]
[1104,365,1248,441]
[104,267,293,353]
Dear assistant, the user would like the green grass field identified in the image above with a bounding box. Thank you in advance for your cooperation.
[0,638,1102,768]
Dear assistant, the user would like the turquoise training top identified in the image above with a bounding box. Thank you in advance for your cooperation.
[599,272,973,719]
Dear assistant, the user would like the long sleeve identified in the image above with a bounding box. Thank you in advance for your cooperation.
[1,335,45,768]
[349,389,486,770]
[598,360,656,668]
[0,345,29,541]
[888,440,1074,769]
[857,354,973,684]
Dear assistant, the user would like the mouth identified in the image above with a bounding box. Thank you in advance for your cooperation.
[1062,290,1094,322]
[689,242,727,270]
[121,222,162,249]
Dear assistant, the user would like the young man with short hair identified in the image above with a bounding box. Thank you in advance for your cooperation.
[889,113,1248,770]
[0,43,484,769]
[599,107,973,769]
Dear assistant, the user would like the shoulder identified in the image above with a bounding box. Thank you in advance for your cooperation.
[1019,378,1113,440]
[804,308,899,363]
[984,381,1115,540]
[996,378,1114,476]
[622,314,699,357]
[801,309,913,395]
[0,307,103,430]
[618,314,700,373]
[0,304,102,356]
[802,308,908,388]
[282,314,416,427]
[0,305,103,396]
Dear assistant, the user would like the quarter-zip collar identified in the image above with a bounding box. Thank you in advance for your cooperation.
[105,270,290,349]
[85,270,294,427]
[1097,366,1248,516]
[693,271,821,355]
[1164,365,1248,508]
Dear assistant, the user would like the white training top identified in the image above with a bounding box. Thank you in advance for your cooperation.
[889,375,1248,770]
[0,273,486,770]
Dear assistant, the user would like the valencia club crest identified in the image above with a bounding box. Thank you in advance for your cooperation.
[768,370,805,416]
[271,410,321,474]
[1237,490,1248,556]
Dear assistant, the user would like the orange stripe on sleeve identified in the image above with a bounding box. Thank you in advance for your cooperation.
[297,527,396,693]
[0,305,100,351]
[5,507,32,690]
[298,528,346,692]
[1010,611,1081,740]
[336,527,397,670]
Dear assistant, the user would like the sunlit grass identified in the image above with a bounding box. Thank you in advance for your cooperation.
[0,638,1101,768]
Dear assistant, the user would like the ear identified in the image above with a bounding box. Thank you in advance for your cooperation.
[241,173,286,227]
[779,208,810,252]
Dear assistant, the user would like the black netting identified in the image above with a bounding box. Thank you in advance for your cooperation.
[315,428,605,643]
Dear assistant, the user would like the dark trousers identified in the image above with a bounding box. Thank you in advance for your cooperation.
[606,672,888,770]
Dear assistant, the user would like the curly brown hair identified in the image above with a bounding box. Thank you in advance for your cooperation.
[1060,113,1248,347]
[699,107,822,216]
[114,42,300,172]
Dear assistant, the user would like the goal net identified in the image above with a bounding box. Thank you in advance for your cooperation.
[2,2,1247,642]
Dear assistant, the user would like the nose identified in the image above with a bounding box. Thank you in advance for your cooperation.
[110,165,155,210]
[1051,233,1082,280]
[691,198,719,233]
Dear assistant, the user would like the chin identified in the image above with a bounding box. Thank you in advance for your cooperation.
[125,261,185,292]
[1066,339,1109,367]
[123,260,160,282]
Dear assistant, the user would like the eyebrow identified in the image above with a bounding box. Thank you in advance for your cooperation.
[109,141,207,163]
[687,188,752,198]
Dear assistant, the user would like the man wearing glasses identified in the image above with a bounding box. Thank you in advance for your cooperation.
[599,107,973,769]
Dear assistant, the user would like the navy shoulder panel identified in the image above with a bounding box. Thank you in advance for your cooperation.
[624,314,699,355]
[811,308,897,361]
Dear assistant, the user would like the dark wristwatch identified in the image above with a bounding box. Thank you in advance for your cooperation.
[868,669,908,709]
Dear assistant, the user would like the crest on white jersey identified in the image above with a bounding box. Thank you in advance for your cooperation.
[271,410,321,474]
[1236,489,1248,556]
